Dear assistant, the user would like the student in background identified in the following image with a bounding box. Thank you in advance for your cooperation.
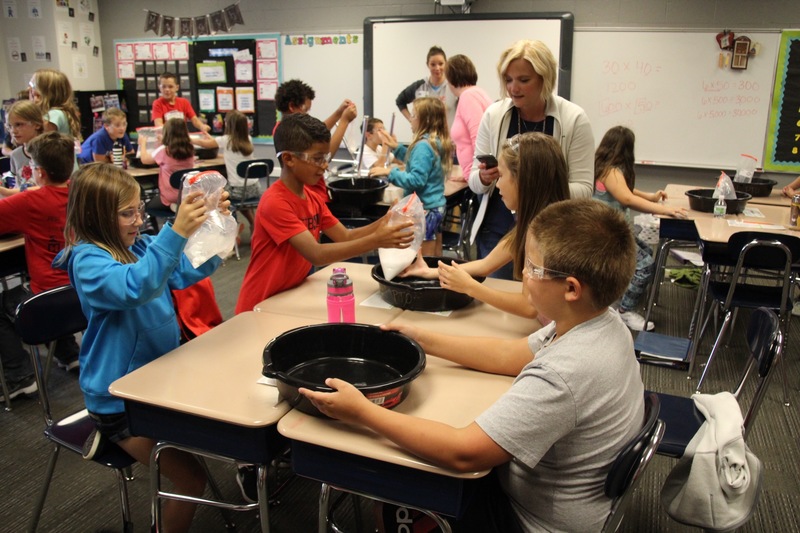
[57,163,229,533]
[0,132,82,375]
[782,176,800,198]
[396,46,457,127]
[402,132,569,320]
[470,40,594,280]
[235,113,414,314]
[139,117,216,211]
[151,72,211,133]
[1,89,30,157]
[445,54,492,180]
[370,96,453,256]
[29,68,82,141]
[300,199,645,533]
[78,108,134,164]
[593,125,688,332]
[214,110,257,231]
[358,117,397,171]
[1,100,45,197]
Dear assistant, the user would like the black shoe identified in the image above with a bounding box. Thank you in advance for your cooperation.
[236,465,258,504]
[0,375,38,402]
[82,428,106,460]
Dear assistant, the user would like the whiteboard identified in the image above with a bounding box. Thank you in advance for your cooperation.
[572,30,780,169]
[366,14,573,143]
[282,33,365,153]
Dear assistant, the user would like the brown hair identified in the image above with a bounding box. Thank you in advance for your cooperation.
[497,40,557,103]
[161,118,194,161]
[223,110,254,157]
[595,125,636,191]
[27,131,75,183]
[158,72,179,85]
[530,198,635,310]
[407,97,453,178]
[427,46,446,63]
[62,163,141,264]
[30,68,82,140]
[445,54,478,88]
[500,132,569,279]
[102,107,127,125]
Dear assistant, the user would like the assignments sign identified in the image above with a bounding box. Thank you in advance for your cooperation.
[765,30,800,172]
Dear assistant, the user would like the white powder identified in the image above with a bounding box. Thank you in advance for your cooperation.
[379,247,418,281]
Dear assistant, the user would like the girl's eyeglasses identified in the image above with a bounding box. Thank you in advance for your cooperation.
[5,121,33,131]
[276,151,332,168]
[523,257,572,280]
[118,202,146,224]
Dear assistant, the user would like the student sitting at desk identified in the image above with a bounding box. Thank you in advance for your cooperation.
[151,72,210,133]
[234,113,414,314]
[593,126,687,332]
[401,132,568,321]
[358,117,397,171]
[301,198,645,533]
[1,100,45,197]
[56,164,230,533]
[78,108,134,164]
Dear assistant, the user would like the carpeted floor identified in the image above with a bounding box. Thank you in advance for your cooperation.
[1,230,798,532]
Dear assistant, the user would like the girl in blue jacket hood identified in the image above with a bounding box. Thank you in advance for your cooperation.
[56,162,228,533]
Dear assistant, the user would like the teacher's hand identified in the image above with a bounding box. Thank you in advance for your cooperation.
[479,163,499,186]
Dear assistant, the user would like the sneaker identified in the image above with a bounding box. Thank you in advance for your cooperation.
[56,357,80,372]
[0,375,38,402]
[619,310,655,332]
[236,465,258,504]
[82,428,106,460]
[793,301,800,317]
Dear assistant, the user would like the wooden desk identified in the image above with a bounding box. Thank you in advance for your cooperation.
[110,312,320,532]
[253,262,406,324]
[747,189,791,207]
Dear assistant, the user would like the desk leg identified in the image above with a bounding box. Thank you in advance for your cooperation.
[685,263,711,380]
[319,483,331,533]
[258,464,270,533]
[151,442,165,533]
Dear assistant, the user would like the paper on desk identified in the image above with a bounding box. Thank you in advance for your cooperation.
[669,249,704,266]
[742,207,765,218]
[359,291,454,317]
[727,220,785,230]
[257,376,277,387]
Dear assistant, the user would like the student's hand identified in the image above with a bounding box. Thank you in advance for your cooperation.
[478,163,499,186]
[399,251,435,278]
[437,260,476,295]
[380,322,424,346]
[783,185,796,198]
[172,191,208,238]
[217,190,231,216]
[335,99,355,118]
[369,166,391,178]
[650,190,667,202]
[372,211,414,249]
[200,123,211,133]
[341,103,357,123]
[377,130,399,150]
[665,206,689,219]
[299,378,370,423]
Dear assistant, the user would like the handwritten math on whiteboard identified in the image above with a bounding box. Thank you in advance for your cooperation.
[572,31,780,170]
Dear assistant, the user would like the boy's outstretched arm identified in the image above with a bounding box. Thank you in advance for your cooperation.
[300,378,512,472]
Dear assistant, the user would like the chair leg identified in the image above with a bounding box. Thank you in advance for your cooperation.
[0,360,11,411]
[113,467,134,533]
[696,310,733,393]
[779,311,791,407]
[28,443,61,533]
[644,238,671,324]
[319,483,332,533]
[686,264,711,379]
[197,457,237,530]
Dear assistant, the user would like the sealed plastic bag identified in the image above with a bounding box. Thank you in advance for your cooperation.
[379,193,425,280]
[712,171,736,200]
[180,170,238,267]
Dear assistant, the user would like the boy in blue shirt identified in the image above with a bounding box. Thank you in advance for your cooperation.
[78,108,133,164]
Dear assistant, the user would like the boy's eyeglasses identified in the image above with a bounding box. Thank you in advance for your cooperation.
[277,151,332,168]
[523,257,571,281]
[118,202,146,224]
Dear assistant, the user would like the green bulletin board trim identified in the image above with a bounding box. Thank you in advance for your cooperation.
[764,30,800,172]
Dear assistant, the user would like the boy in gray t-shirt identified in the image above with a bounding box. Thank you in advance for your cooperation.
[301,199,646,532]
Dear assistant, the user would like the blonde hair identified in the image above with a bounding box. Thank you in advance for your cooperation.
[62,163,141,264]
[31,68,82,140]
[102,107,127,125]
[497,40,557,102]
[224,110,254,156]
[8,100,45,140]
[407,97,453,178]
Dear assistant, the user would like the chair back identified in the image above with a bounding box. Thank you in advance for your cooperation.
[236,159,274,182]
[169,168,198,192]
[602,392,665,532]
[15,285,87,426]
[737,307,781,438]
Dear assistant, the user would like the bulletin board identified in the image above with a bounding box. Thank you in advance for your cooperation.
[764,30,800,172]
[572,30,781,170]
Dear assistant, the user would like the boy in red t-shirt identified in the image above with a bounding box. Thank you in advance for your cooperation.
[234,113,414,314]
[0,132,79,401]
[151,72,210,133]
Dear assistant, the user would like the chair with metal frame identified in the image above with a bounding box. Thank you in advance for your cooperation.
[652,307,782,458]
[442,187,477,260]
[232,159,274,260]
[602,392,665,532]
[15,285,136,533]
[142,168,198,234]
[692,232,799,401]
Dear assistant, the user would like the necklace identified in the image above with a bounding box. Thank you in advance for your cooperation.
[517,108,547,135]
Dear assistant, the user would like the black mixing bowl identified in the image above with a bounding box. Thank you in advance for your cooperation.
[685,188,751,214]
[327,177,388,209]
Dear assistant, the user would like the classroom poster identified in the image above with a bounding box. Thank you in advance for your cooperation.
[32,35,46,61]
[234,59,253,83]
[235,87,255,113]
[134,42,152,60]
[7,37,21,61]
[57,21,73,47]
[117,61,134,79]
[198,89,215,112]
[257,60,277,80]
[257,80,277,101]
[197,62,226,84]
[170,41,188,60]
[79,22,93,48]
[152,42,170,60]
[764,30,800,172]
[72,54,88,78]
[115,43,133,61]
[217,87,234,111]
[4,0,18,18]
[256,39,277,59]
[28,0,41,18]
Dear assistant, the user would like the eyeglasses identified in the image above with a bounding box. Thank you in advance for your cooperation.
[523,257,572,281]
[276,151,332,168]
[118,201,145,224]
[5,121,33,131]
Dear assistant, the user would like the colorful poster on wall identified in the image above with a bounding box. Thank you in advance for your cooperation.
[235,87,255,113]
[152,42,170,60]
[257,80,277,101]
[134,42,153,60]
[170,41,188,60]
[257,60,277,80]
[256,39,277,59]
[765,30,800,172]
[198,89,215,112]
[216,86,234,112]
[197,61,226,84]
[234,59,253,83]
[117,61,134,79]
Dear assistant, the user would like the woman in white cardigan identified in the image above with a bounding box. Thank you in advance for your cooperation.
[468,40,594,279]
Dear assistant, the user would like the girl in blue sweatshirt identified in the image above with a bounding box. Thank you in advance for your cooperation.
[370,96,454,256]
[57,163,229,533]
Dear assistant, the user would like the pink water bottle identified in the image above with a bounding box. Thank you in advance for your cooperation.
[327,267,355,323]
